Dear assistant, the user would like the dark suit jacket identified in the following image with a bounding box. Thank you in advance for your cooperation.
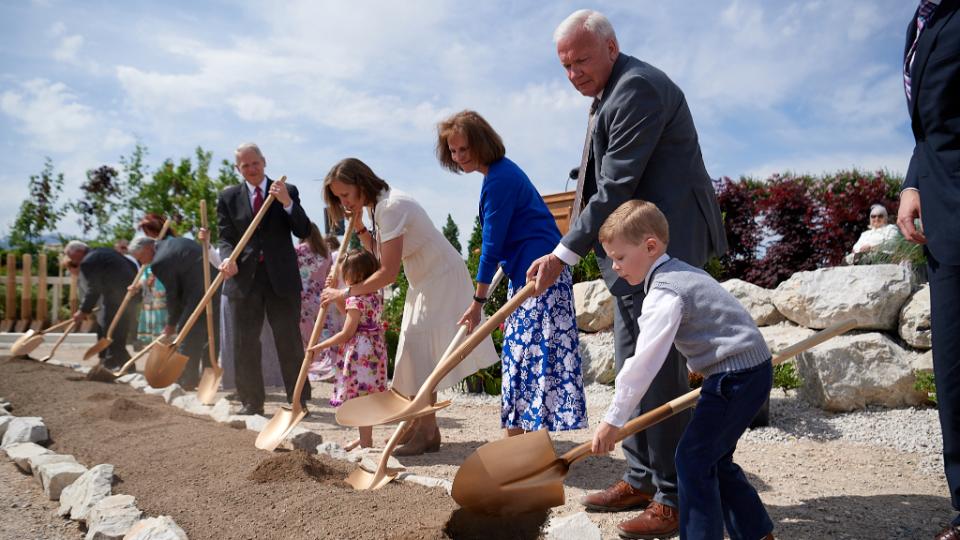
[150,237,217,327]
[216,177,311,299]
[904,0,960,265]
[79,248,137,313]
[563,53,727,296]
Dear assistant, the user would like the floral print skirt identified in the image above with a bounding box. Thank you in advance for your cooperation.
[501,267,587,432]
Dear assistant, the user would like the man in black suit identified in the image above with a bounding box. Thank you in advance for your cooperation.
[65,240,138,370]
[528,9,726,539]
[896,2,960,538]
[129,235,220,390]
[217,142,311,416]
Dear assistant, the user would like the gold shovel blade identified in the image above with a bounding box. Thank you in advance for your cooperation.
[144,343,189,388]
[83,338,112,361]
[196,366,223,405]
[334,389,452,427]
[452,430,567,515]
[345,465,404,491]
[10,331,43,357]
[255,405,306,451]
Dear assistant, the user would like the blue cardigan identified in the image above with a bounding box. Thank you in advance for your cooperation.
[477,157,561,287]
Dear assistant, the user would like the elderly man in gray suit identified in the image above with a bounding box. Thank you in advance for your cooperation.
[528,9,727,539]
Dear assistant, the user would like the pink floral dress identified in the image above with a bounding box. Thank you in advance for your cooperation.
[331,292,387,407]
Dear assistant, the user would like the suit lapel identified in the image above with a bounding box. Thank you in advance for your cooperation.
[910,1,958,118]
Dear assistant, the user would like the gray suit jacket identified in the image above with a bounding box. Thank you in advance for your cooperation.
[563,53,727,297]
[150,237,218,328]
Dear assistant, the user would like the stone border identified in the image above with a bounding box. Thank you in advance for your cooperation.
[1,391,188,539]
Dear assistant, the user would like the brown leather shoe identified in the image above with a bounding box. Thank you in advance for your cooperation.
[617,501,679,539]
[580,480,653,512]
[936,525,960,540]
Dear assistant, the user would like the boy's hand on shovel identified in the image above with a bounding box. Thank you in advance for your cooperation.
[592,421,619,454]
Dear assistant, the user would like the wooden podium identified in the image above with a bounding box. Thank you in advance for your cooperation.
[543,191,576,235]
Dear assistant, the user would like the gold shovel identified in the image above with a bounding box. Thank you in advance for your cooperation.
[144,178,285,389]
[85,334,170,383]
[335,280,537,428]
[10,318,77,357]
[346,267,507,490]
[255,213,359,451]
[195,200,223,405]
[39,320,76,363]
[451,319,858,515]
[83,219,172,361]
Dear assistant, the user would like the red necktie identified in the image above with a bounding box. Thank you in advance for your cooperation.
[253,185,264,214]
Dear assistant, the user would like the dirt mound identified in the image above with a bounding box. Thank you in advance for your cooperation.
[247,450,345,485]
[106,397,156,422]
[443,508,548,540]
[85,392,115,401]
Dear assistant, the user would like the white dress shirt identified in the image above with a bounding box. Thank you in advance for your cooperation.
[602,253,683,427]
[246,180,293,214]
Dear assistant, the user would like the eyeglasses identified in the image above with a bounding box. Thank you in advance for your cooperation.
[870,214,885,218]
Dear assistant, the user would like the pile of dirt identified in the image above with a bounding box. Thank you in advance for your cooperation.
[443,508,548,539]
[247,449,345,485]
[85,392,114,401]
[81,396,158,423]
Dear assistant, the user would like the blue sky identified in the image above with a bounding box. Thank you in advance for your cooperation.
[0,0,919,246]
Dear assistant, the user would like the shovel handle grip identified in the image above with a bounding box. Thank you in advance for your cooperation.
[561,318,858,467]
[170,178,285,348]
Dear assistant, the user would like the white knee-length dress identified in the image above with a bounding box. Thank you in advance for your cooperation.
[375,189,500,396]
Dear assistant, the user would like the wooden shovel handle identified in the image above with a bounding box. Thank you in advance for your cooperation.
[200,199,219,370]
[104,219,172,339]
[291,213,360,406]
[411,277,535,407]
[560,318,859,467]
[170,177,285,349]
[39,317,76,335]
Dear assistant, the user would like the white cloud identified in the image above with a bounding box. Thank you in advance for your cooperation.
[0,79,96,152]
[53,34,83,62]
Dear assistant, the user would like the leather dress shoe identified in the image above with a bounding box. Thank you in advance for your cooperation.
[617,501,679,539]
[237,403,264,416]
[936,525,960,540]
[580,480,653,512]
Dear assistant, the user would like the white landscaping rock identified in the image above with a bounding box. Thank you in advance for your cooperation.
[280,426,323,453]
[795,331,928,411]
[86,494,142,540]
[573,279,614,332]
[1,416,48,448]
[59,464,114,522]
[169,394,200,412]
[721,278,785,326]
[911,350,933,373]
[773,265,912,331]
[243,415,269,432]
[360,451,404,473]
[30,453,77,479]
[0,416,11,438]
[4,441,51,472]
[161,384,185,404]
[899,284,932,350]
[316,441,349,461]
[210,398,233,422]
[759,323,815,357]
[126,374,149,390]
[123,516,188,540]
[545,512,602,540]
[578,330,616,385]
[397,473,452,493]
[38,460,88,500]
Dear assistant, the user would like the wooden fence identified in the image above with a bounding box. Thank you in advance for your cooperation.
[0,252,88,333]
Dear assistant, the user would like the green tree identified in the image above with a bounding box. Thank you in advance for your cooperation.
[70,165,122,241]
[442,213,462,255]
[9,158,66,251]
[112,143,150,240]
[467,215,483,255]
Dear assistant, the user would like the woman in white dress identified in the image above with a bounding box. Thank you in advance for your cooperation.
[321,157,500,455]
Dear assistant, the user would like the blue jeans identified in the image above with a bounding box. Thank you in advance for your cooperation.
[676,360,774,540]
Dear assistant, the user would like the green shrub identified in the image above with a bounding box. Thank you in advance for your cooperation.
[773,361,802,391]
[914,369,937,405]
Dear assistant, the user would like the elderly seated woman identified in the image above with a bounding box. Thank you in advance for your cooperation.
[845,204,901,264]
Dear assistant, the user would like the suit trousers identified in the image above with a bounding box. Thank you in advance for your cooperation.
[927,250,960,525]
[613,289,692,509]
[176,294,221,389]
[232,262,310,408]
[99,294,133,370]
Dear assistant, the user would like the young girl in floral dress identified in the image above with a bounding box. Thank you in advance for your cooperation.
[310,249,387,450]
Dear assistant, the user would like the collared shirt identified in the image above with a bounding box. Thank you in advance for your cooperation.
[602,253,684,427]
[246,179,294,214]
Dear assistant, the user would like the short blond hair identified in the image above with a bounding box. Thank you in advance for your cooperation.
[599,200,669,246]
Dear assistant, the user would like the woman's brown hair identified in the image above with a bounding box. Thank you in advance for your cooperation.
[436,110,506,173]
[138,213,177,238]
[301,222,329,259]
[323,158,390,227]
[341,249,380,286]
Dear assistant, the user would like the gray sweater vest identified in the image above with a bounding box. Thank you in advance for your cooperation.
[650,258,770,377]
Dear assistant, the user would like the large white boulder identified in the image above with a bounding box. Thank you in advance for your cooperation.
[38,460,88,500]
[59,464,114,522]
[86,494,142,540]
[0,416,11,439]
[545,512,602,540]
[1,416,48,448]
[795,331,927,411]
[29,453,77,479]
[4,441,52,473]
[721,279,785,326]
[773,265,912,331]
[759,323,815,357]
[578,330,616,384]
[123,516,188,540]
[573,279,614,332]
[899,284,932,350]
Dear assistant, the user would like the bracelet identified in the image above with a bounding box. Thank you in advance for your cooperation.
[473,295,487,304]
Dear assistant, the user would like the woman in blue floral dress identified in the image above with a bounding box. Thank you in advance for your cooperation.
[436,110,587,435]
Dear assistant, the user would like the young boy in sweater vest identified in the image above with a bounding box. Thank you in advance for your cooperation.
[593,199,775,540]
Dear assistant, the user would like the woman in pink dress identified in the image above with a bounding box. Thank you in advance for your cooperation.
[295,222,338,382]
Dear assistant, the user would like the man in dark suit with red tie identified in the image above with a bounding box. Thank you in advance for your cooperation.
[217,142,312,416]
[897,2,960,538]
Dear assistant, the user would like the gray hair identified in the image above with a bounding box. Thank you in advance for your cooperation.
[235,142,265,162]
[64,240,88,257]
[869,204,888,217]
[129,236,156,254]
[553,9,618,45]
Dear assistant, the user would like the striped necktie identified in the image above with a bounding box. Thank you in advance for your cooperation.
[904,0,939,104]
